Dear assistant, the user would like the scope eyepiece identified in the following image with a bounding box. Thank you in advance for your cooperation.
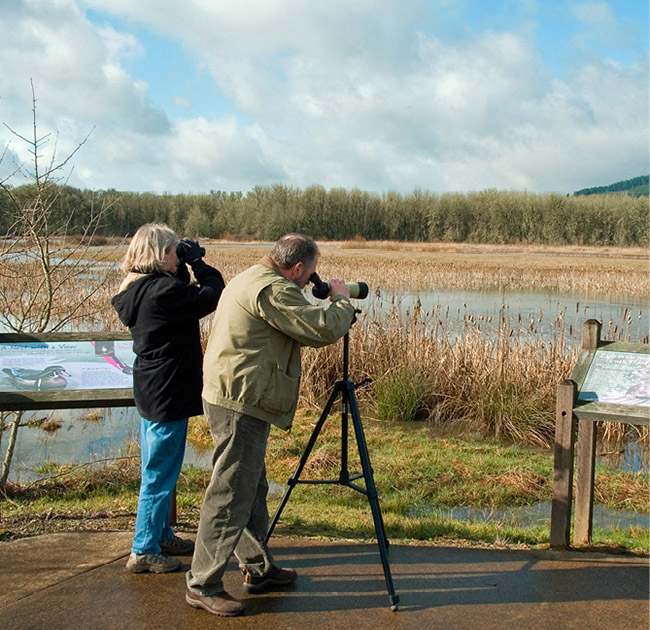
[309,273,369,300]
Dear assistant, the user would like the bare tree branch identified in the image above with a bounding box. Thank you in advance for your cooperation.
[0,83,122,488]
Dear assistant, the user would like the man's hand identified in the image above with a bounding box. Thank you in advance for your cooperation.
[328,278,350,300]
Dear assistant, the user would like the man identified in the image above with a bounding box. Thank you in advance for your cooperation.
[185,234,356,616]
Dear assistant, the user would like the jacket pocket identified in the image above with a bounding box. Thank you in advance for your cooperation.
[258,363,299,415]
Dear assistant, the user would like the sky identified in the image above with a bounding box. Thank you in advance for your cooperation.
[0,0,647,195]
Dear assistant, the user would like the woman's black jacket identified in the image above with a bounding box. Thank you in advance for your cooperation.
[111,261,224,422]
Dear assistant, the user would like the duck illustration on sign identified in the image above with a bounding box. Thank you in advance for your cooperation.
[2,365,71,390]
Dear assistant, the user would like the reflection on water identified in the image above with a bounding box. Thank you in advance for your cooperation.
[407,502,649,530]
[6,408,138,483]
[598,438,650,474]
[4,408,210,484]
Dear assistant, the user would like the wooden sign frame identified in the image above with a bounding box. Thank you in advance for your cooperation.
[550,319,649,548]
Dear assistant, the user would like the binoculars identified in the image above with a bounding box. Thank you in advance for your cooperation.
[176,238,205,262]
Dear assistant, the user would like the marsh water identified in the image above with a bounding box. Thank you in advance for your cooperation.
[2,287,648,531]
[6,404,647,532]
[360,288,648,346]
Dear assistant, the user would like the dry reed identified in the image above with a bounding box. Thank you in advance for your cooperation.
[193,240,649,296]
[30,240,646,449]
[298,308,579,448]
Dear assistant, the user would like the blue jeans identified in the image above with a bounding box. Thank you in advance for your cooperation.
[132,417,188,555]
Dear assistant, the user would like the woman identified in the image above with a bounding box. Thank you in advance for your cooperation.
[112,223,224,573]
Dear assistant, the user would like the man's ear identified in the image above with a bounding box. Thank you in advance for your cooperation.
[288,261,304,280]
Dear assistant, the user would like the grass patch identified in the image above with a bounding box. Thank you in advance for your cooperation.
[264,415,648,553]
[373,366,432,422]
[159,414,650,554]
[2,412,647,555]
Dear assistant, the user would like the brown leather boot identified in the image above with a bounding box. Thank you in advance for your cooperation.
[243,565,298,593]
[185,590,244,616]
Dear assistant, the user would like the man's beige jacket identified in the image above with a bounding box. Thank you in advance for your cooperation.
[202,257,355,430]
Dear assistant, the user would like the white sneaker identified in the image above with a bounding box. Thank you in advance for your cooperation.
[126,552,181,573]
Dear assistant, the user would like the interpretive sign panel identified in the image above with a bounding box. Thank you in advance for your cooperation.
[0,332,134,411]
[0,339,135,392]
[577,350,650,407]
[551,319,649,550]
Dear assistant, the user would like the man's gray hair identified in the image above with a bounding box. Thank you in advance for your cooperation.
[270,234,319,269]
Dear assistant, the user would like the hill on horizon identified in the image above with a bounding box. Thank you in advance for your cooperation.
[573,175,649,197]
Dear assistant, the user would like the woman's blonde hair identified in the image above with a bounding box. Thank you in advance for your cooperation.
[120,223,179,274]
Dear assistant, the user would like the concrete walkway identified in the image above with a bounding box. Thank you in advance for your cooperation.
[0,532,647,629]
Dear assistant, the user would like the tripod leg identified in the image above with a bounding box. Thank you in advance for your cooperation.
[345,383,400,609]
[265,381,343,543]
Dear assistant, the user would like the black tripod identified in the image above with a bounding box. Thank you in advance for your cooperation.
[265,331,400,610]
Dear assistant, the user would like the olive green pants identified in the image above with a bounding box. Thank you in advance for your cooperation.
[186,402,274,595]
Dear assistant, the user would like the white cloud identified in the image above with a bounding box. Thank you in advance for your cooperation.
[173,96,192,109]
[1,1,646,194]
[165,116,285,192]
[0,0,169,185]
[570,1,638,51]
[96,23,143,61]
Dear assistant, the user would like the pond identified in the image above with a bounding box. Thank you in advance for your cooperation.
[358,288,648,346]
[5,407,647,533]
[3,408,210,484]
[407,501,650,530]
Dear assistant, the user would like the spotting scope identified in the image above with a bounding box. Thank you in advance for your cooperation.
[309,273,369,300]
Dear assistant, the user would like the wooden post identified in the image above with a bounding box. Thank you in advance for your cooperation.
[550,379,577,548]
[581,319,601,351]
[574,419,597,545]
[572,319,602,545]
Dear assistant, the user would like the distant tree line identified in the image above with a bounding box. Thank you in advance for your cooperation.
[574,175,649,197]
[0,183,647,246]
